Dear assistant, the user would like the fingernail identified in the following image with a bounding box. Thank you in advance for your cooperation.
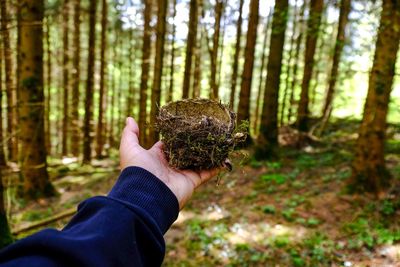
[126,117,130,125]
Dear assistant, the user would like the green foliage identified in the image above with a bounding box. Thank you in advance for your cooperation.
[282,208,296,222]
[22,208,53,222]
[262,205,276,214]
[260,173,287,185]
[266,161,282,170]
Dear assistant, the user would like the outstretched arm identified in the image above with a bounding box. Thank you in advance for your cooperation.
[0,118,219,267]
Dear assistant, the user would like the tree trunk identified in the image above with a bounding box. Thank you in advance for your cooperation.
[255,0,289,159]
[95,0,108,159]
[126,29,135,117]
[149,0,168,145]
[287,0,307,123]
[296,0,323,132]
[237,0,259,140]
[167,0,177,102]
[321,0,351,121]
[229,0,244,109]
[45,17,51,155]
[83,0,97,164]
[138,0,153,147]
[0,169,12,248]
[18,0,55,199]
[0,0,17,161]
[280,0,298,126]
[209,0,224,100]
[350,0,400,194]
[70,0,81,156]
[192,27,202,98]
[0,46,11,246]
[182,0,198,99]
[62,0,70,156]
[108,31,118,148]
[0,41,6,166]
[253,10,272,135]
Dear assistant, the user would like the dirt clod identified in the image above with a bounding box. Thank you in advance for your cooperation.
[156,99,246,170]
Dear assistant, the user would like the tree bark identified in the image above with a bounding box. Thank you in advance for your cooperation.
[138,0,153,147]
[255,0,289,159]
[95,0,108,159]
[229,0,244,109]
[149,0,168,145]
[70,0,81,156]
[321,0,351,120]
[209,0,224,100]
[350,0,400,194]
[287,0,307,123]
[253,10,272,135]
[18,0,55,199]
[45,17,51,155]
[0,0,17,161]
[62,0,70,156]
[167,0,177,102]
[182,0,198,99]
[296,0,323,132]
[192,26,202,98]
[0,52,9,245]
[280,0,298,126]
[237,0,259,141]
[83,0,97,164]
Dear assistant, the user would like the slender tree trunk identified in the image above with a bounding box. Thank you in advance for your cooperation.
[45,17,52,154]
[287,0,306,123]
[0,0,17,161]
[138,0,153,147]
[71,0,81,156]
[95,0,108,159]
[167,0,177,102]
[350,0,400,194]
[310,5,328,111]
[321,0,351,120]
[253,10,272,135]
[62,0,70,156]
[126,29,135,117]
[280,0,298,126]
[18,0,55,199]
[182,0,198,99]
[0,49,9,244]
[83,0,97,164]
[192,28,203,98]
[0,41,11,247]
[296,0,323,132]
[209,0,224,100]
[255,0,289,159]
[229,0,244,109]
[149,0,168,145]
[0,41,6,166]
[237,0,259,141]
[108,31,118,148]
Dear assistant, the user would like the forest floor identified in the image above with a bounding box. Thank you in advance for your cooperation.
[6,119,400,267]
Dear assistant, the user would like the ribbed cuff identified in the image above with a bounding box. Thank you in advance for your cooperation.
[108,166,179,233]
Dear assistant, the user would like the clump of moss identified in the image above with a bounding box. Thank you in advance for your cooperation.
[156,99,246,170]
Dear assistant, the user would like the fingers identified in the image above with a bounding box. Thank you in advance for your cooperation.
[198,168,221,184]
[121,117,140,147]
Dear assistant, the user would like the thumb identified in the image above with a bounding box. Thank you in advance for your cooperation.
[121,117,140,147]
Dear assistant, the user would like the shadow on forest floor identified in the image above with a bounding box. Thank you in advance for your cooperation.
[6,119,400,267]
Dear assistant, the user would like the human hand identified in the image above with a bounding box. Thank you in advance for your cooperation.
[120,117,221,209]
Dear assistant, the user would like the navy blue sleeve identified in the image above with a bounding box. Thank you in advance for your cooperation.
[0,166,180,267]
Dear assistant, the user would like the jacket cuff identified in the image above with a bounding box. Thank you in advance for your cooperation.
[108,166,179,233]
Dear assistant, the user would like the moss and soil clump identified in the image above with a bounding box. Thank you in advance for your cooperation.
[157,99,246,170]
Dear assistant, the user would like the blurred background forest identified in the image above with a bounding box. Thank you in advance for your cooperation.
[0,0,400,266]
